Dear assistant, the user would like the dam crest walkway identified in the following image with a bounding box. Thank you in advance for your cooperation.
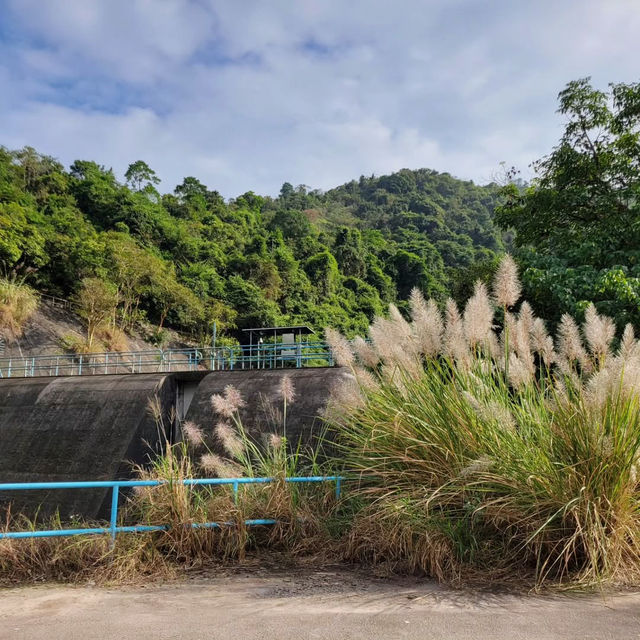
[0,342,333,379]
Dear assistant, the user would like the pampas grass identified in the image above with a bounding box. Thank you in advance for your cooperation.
[326,254,640,588]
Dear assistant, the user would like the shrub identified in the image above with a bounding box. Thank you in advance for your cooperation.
[0,276,38,341]
[326,255,640,588]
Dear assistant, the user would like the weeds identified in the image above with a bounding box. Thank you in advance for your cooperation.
[0,276,38,341]
[0,376,338,584]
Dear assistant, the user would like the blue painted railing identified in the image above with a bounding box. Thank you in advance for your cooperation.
[0,476,342,541]
[0,342,334,379]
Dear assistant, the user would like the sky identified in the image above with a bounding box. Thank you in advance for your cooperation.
[0,0,638,198]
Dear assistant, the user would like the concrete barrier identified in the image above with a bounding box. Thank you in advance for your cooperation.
[183,367,352,447]
[0,374,177,520]
[0,367,348,520]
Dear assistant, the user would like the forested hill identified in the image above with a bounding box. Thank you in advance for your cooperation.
[0,147,504,343]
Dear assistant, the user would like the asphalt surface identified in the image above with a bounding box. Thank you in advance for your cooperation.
[1,566,639,639]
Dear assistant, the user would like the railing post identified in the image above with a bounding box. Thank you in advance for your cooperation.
[335,477,342,500]
[233,481,239,504]
[109,485,119,543]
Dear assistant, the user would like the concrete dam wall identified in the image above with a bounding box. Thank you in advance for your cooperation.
[0,368,348,520]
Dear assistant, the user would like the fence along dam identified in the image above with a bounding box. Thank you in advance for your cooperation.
[0,328,347,520]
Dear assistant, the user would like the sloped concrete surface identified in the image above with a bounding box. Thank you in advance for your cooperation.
[0,374,175,519]
[184,367,352,446]
[0,368,349,520]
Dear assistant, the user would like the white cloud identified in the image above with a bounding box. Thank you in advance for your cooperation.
[0,0,638,196]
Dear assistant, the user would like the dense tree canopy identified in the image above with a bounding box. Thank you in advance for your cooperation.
[0,145,504,342]
[496,78,640,329]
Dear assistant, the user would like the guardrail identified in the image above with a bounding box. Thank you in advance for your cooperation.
[0,342,335,379]
[0,476,342,541]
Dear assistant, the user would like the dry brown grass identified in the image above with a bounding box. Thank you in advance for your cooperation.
[95,325,130,352]
[0,277,38,341]
[0,509,174,585]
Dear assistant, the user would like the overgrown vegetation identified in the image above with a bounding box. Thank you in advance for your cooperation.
[0,146,503,342]
[497,77,640,331]
[326,255,640,588]
[0,276,38,341]
[0,378,338,584]
[3,78,640,591]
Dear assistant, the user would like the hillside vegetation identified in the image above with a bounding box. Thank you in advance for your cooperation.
[0,149,503,344]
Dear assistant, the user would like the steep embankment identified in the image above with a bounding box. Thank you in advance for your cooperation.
[0,299,189,360]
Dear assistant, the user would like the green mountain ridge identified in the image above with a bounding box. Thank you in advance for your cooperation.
[0,146,504,342]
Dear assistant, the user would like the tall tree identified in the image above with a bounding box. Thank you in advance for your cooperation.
[496,78,640,327]
[125,160,160,192]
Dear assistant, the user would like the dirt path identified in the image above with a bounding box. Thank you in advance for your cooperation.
[1,566,639,640]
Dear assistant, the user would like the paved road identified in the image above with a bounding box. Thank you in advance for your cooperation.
[1,567,639,639]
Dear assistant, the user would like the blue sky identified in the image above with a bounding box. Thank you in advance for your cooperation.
[0,0,638,197]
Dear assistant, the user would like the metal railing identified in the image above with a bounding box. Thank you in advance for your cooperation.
[0,342,334,379]
[0,476,342,541]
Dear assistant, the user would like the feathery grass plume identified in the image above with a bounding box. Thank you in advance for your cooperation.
[352,336,380,368]
[585,366,615,409]
[324,375,366,419]
[267,433,283,450]
[557,313,591,374]
[506,352,533,389]
[583,303,615,367]
[459,454,493,479]
[388,303,414,345]
[409,289,443,358]
[199,452,241,478]
[462,390,516,432]
[492,254,521,309]
[279,374,296,404]
[463,281,494,352]
[514,302,535,372]
[211,385,245,418]
[530,317,555,365]
[443,298,469,365]
[518,301,535,337]
[368,313,422,378]
[353,366,380,392]
[368,316,396,362]
[216,421,244,460]
[181,421,205,447]
[619,324,637,360]
[146,395,163,424]
[224,384,246,411]
[325,327,355,367]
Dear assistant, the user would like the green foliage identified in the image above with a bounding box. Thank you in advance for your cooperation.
[0,145,504,341]
[74,277,118,347]
[0,276,39,340]
[496,77,640,329]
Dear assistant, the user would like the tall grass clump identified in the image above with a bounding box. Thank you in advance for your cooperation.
[326,256,640,588]
[130,377,337,563]
[0,276,38,341]
[1,380,337,583]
